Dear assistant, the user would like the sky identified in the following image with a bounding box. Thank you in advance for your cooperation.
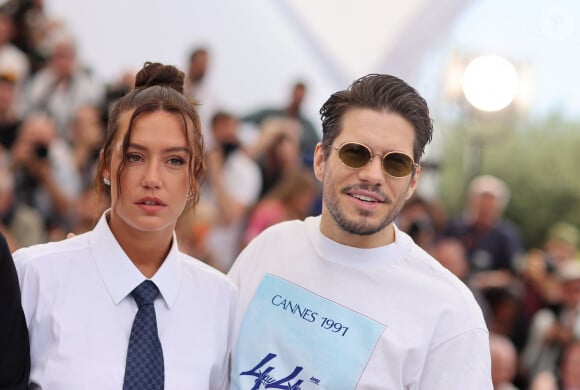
[446,0,580,119]
[42,0,580,124]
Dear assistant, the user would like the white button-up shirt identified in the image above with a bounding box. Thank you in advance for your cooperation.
[14,211,237,389]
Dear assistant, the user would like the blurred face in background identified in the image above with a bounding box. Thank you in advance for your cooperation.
[490,338,517,388]
[211,115,239,145]
[469,192,502,228]
[0,79,16,114]
[50,41,77,79]
[188,50,208,84]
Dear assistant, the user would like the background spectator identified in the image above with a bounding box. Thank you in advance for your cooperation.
[445,174,523,286]
[490,333,520,390]
[184,46,220,148]
[0,152,45,250]
[11,112,80,236]
[241,167,318,248]
[520,259,580,383]
[198,110,262,272]
[19,27,104,142]
[242,80,320,163]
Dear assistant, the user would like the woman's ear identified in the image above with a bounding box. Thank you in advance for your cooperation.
[99,149,110,181]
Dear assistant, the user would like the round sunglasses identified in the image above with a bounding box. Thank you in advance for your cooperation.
[327,142,417,178]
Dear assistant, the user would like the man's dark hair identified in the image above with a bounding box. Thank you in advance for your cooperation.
[319,74,433,162]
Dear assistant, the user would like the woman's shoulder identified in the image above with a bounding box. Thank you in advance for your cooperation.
[177,252,237,292]
[13,233,90,272]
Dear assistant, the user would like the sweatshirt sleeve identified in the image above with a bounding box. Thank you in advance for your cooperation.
[419,327,492,389]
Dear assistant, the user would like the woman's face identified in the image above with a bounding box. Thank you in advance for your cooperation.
[105,109,192,238]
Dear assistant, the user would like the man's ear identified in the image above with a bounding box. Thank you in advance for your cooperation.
[313,143,325,183]
[405,165,422,200]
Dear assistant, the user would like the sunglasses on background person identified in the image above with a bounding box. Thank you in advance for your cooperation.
[325,142,418,178]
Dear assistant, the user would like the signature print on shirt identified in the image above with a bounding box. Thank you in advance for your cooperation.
[232,274,386,389]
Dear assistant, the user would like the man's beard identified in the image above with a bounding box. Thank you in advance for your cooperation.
[323,183,407,236]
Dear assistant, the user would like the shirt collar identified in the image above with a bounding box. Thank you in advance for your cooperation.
[306,215,411,265]
[90,210,182,308]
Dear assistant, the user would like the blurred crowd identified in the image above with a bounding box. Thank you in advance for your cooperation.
[0,2,579,389]
[399,175,580,390]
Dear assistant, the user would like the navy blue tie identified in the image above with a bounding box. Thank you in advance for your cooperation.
[123,280,164,390]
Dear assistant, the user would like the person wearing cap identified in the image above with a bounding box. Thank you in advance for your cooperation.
[445,174,523,281]
[0,10,30,84]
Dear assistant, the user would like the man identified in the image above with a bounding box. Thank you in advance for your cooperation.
[445,174,522,276]
[489,333,519,390]
[184,46,220,148]
[200,111,262,272]
[20,28,104,142]
[0,155,46,251]
[242,81,320,163]
[11,113,81,235]
[228,74,492,389]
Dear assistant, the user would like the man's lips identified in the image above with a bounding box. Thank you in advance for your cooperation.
[346,189,386,204]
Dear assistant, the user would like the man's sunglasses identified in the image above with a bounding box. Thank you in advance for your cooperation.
[326,142,417,178]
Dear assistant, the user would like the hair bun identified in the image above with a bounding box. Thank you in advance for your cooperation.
[134,61,185,93]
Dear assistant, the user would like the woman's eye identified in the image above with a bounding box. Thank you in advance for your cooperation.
[126,153,142,163]
[168,157,186,166]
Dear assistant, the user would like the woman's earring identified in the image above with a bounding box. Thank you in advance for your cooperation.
[186,190,194,200]
[103,177,111,186]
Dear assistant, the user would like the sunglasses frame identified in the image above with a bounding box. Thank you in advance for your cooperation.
[326,141,418,178]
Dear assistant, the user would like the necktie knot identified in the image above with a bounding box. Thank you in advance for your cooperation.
[131,280,159,308]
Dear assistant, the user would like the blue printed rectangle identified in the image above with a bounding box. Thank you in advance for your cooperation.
[232,274,386,389]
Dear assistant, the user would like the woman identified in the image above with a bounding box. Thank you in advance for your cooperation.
[241,168,318,248]
[14,62,237,389]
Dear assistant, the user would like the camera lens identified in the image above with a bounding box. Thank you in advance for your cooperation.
[34,144,49,159]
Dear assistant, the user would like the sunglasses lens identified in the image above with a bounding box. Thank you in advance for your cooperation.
[383,153,414,177]
[338,143,371,168]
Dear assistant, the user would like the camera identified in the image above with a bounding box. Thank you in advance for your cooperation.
[34,144,49,159]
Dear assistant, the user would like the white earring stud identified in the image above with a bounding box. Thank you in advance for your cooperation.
[103,177,111,186]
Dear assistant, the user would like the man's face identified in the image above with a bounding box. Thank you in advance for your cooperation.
[313,108,420,248]
[51,42,76,78]
[470,192,502,227]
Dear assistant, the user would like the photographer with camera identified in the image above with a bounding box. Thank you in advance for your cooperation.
[11,113,81,237]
